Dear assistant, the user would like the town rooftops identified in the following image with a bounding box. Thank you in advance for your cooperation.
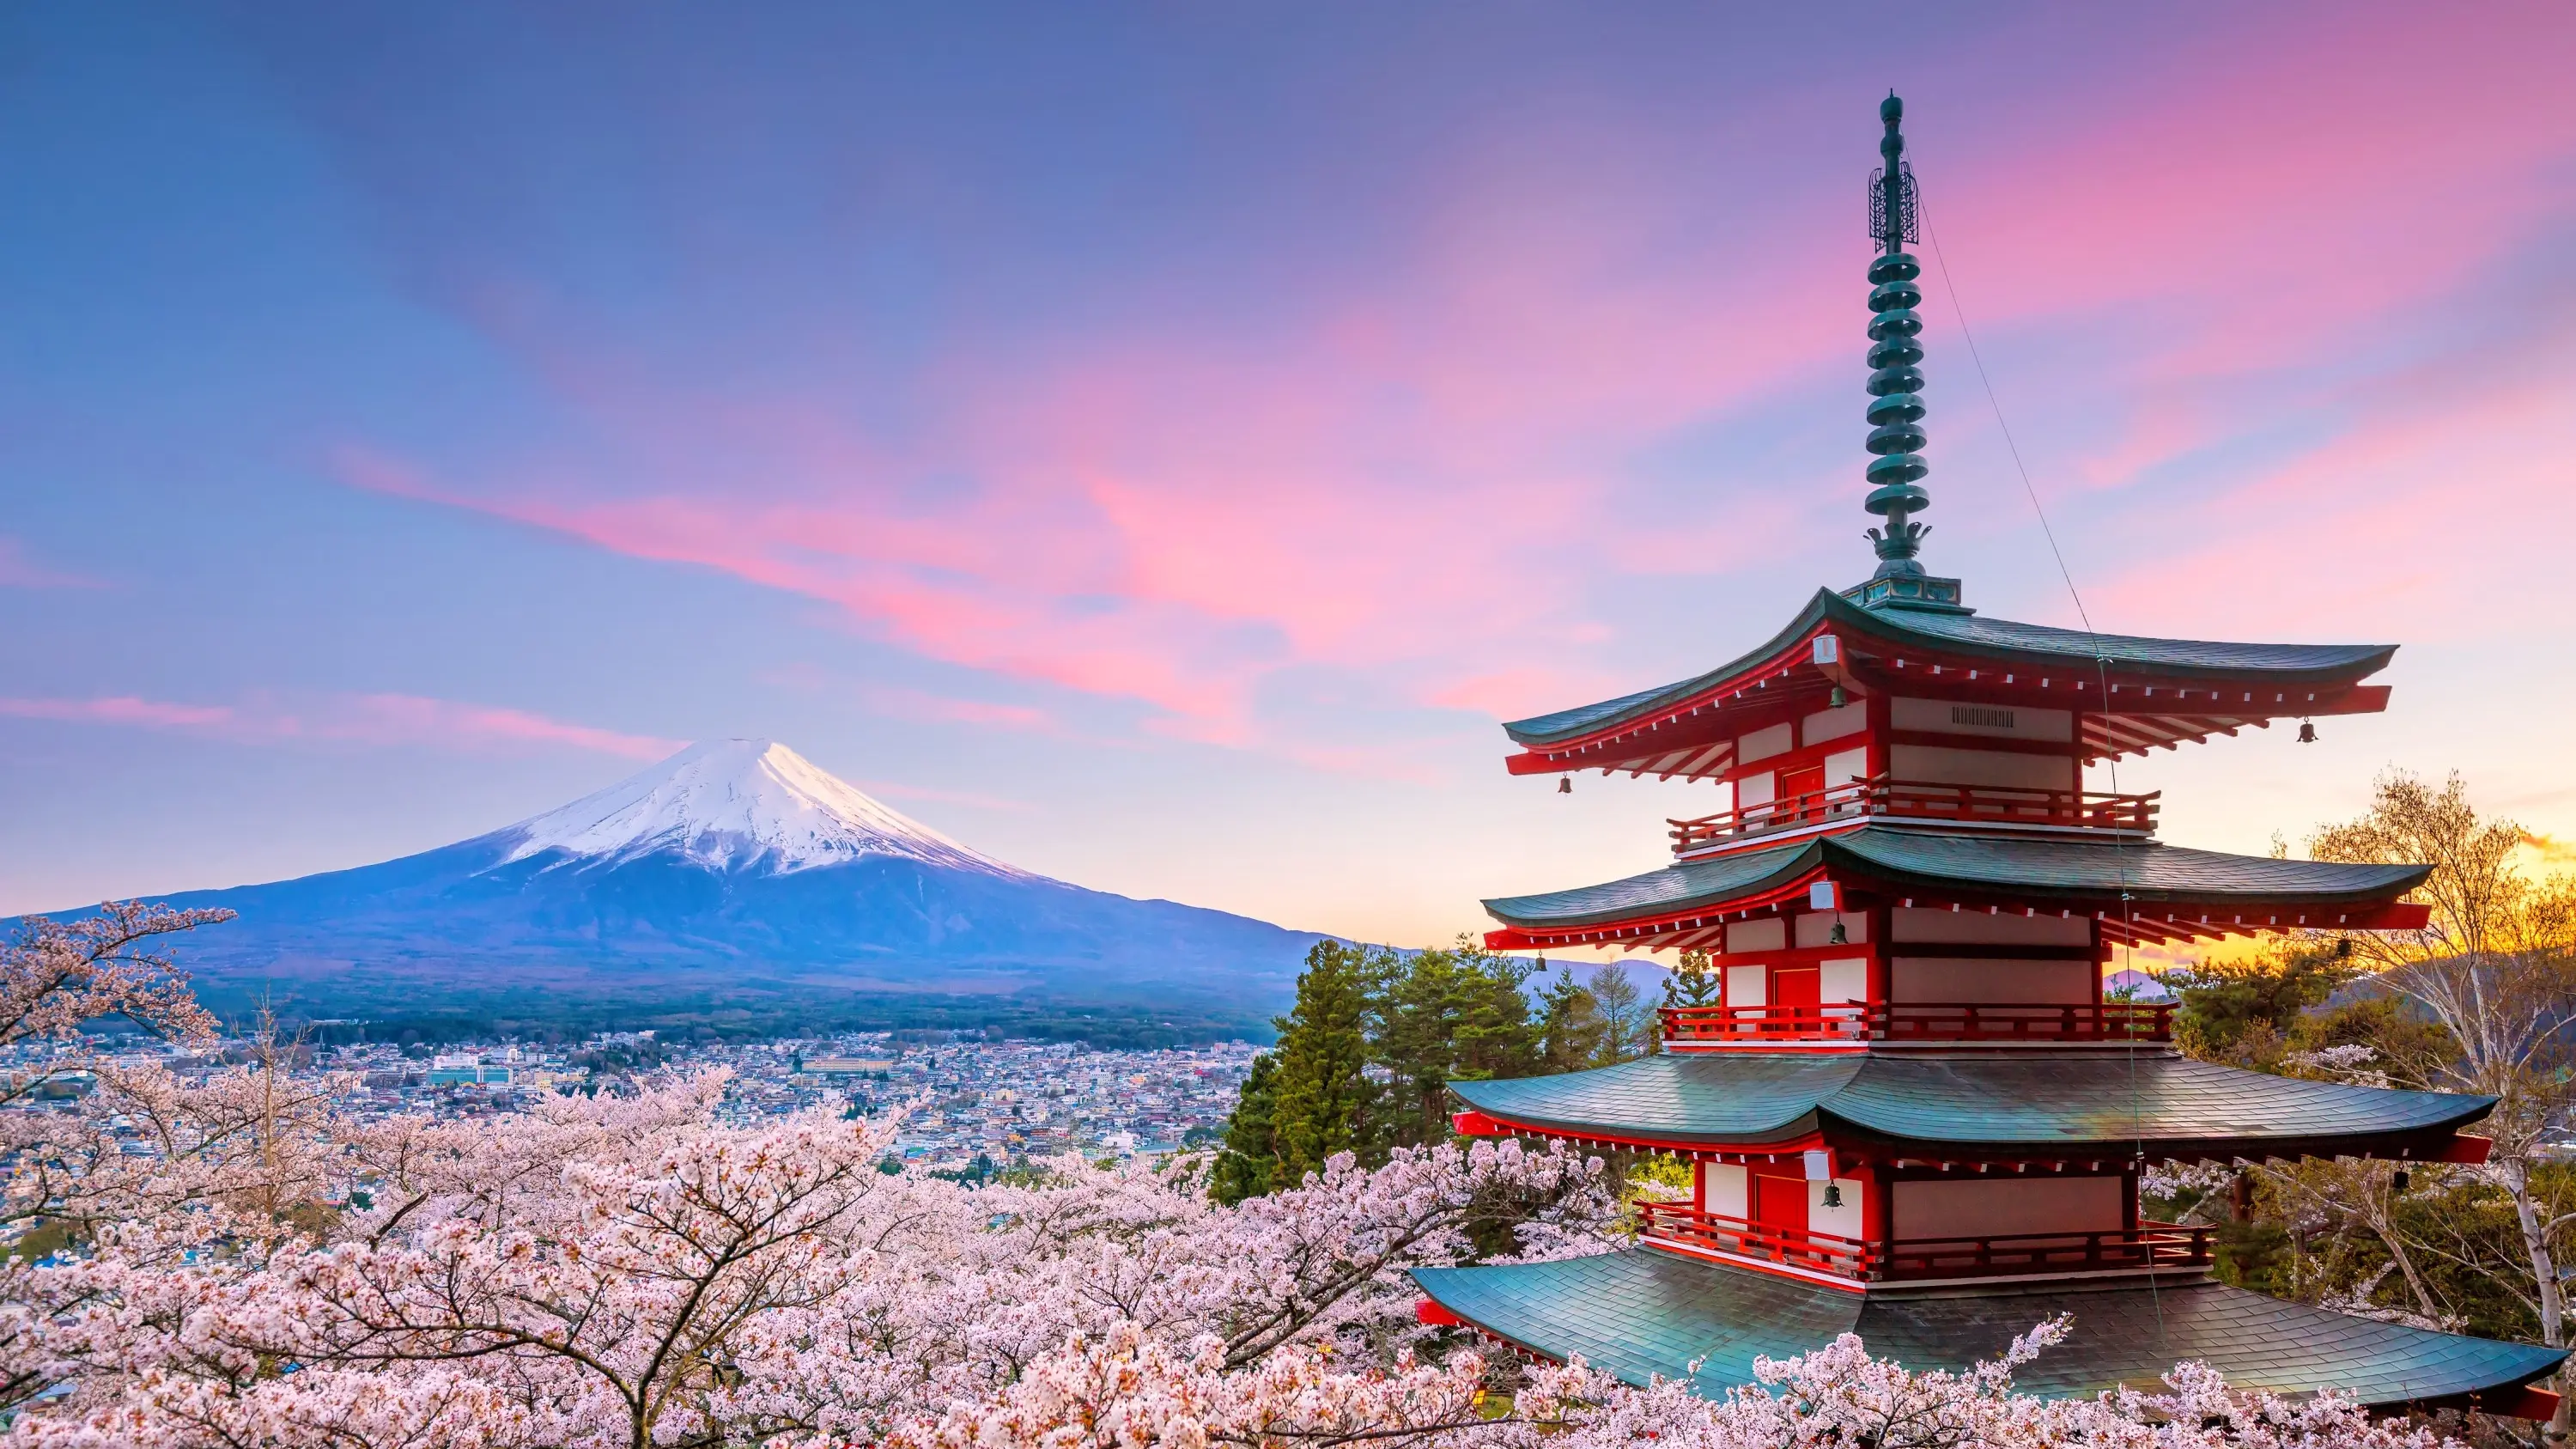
[1412,1250,2561,1410]
[1446,1052,2493,1160]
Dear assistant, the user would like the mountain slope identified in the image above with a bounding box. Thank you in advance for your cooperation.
[100,740,1321,1019]
[494,739,1019,876]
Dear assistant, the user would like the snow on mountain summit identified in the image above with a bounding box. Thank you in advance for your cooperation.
[492,739,1025,877]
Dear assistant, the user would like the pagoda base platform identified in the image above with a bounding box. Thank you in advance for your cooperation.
[1412,1248,2563,1411]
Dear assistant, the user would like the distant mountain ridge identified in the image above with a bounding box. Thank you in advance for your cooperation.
[76,740,1321,1023]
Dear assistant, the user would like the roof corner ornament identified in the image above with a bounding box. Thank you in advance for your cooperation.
[1850,92,1965,614]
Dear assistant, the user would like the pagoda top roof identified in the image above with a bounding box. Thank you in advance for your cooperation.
[1445,1051,2489,1158]
[1502,588,2394,764]
[1412,1250,2563,1407]
[1482,825,2427,948]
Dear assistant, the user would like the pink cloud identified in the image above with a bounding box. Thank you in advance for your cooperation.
[0,696,234,728]
[0,691,683,760]
[2078,329,2558,644]
[331,6,2572,764]
[1427,669,1601,723]
[0,538,106,590]
[754,665,1061,737]
[853,685,1054,734]
[326,695,686,759]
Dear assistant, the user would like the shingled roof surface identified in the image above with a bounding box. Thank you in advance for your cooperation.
[1503,588,2395,747]
[1446,1052,2494,1152]
[1481,825,2429,928]
[1412,1251,2564,1405]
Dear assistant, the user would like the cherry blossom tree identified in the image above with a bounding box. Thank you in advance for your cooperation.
[0,904,2500,1449]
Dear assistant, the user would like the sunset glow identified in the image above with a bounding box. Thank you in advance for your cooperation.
[4,3,2572,953]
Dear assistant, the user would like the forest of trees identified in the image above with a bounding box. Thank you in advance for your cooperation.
[1209,941,1658,1204]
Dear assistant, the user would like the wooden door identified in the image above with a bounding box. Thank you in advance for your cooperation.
[1780,764,1825,820]
[1772,965,1820,1030]
[1751,1171,1809,1237]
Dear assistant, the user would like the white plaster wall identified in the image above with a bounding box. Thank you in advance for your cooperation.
[1739,722,1795,763]
[1795,911,1870,947]
[1737,771,1777,808]
[1824,746,1870,784]
[1704,1163,1748,1218]
[1819,958,1868,1004]
[1726,918,1787,953]
[1803,703,1868,746]
[1892,1176,2123,1240]
[1810,1178,1864,1239]
[1889,958,2094,1004]
[1891,909,2093,946]
[1889,744,2075,790]
[1725,965,1767,1007]
[1889,697,2075,742]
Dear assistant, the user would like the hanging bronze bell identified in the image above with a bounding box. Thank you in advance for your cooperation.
[1558,776,1572,795]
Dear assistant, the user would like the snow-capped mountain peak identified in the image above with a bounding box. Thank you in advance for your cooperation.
[492,739,1025,877]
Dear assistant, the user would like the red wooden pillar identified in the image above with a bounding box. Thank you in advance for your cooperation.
[1859,1160,1888,1275]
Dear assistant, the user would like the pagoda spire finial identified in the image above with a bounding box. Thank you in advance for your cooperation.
[1848,92,1965,612]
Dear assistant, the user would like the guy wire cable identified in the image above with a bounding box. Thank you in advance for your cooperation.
[1919,198,2166,1340]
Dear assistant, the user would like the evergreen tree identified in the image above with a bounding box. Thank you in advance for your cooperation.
[1535,968,1606,1073]
[1662,949,1721,1008]
[1262,941,1385,1185]
[1209,1050,1279,1206]
[1376,939,1542,1148]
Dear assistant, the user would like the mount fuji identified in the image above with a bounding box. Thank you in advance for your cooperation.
[113,740,1322,1026]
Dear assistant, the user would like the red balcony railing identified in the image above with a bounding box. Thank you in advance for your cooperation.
[1659,1001,2174,1045]
[1875,1221,2215,1279]
[1633,1201,2214,1282]
[1631,1200,1868,1276]
[1668,776,2160,852]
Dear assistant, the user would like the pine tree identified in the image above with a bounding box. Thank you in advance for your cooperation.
[1376,938,1542,1148]
[1536,968,1606,1073]
[1260,941,1385,1186]
[1662,949,1722,1008]
[1209,1051,1279,1206]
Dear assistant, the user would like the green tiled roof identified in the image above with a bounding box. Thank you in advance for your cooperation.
[1446,1053,2493,1154]
[1413,1250,2563,1407]
[1482,826,2429,928]
[1504,589,2395,748]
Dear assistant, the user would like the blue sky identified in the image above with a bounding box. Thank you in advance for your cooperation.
[5,3,2573,951]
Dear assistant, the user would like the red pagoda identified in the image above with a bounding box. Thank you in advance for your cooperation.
[1411,95,2564,1416]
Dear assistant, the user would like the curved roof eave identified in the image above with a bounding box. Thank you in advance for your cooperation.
[1446,1054,2496,1152]
[1482,828,2430,930]
[1502,590,1839,747]
[1412,1252,2567,1407]
[1501,588,2398,750]
[1481,836,1820,929]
